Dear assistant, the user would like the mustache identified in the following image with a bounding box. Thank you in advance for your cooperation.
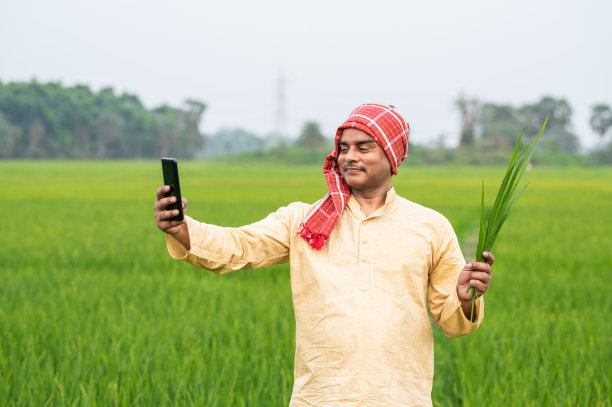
[342,164,366,172]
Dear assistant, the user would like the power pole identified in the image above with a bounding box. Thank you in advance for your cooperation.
[275,68,286,137]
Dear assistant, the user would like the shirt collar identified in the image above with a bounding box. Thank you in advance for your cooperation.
[346,187,397,220]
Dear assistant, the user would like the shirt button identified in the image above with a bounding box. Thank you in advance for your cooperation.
[360,257,368,263]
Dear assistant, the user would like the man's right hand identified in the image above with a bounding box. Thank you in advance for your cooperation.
[155,185,191,250]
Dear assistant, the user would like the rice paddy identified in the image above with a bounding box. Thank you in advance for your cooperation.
[1,161,610,406]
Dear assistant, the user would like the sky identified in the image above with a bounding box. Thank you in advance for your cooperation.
[1,0,611,150]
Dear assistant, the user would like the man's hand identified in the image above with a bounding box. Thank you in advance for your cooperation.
[456,251,494,303]
[155,185,191,250]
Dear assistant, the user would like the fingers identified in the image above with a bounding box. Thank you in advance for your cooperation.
[155,185,187,234]
[157,196,178,211]
[468,281,488,296]
[155,186,177,222]
[482,251,495,265]
[157,213,182,224]
[155,186,170,212]
[461,260,492,298]
[154,184,178,211]
[465,269,491,296]
[156,185,171,200]
[158,208,181,221]
[155,186,187,212]
[155,207,183,234]
[465,261,491,274]
[469,270,491,284]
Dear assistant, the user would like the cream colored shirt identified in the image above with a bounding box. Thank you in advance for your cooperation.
[167,187,483,406]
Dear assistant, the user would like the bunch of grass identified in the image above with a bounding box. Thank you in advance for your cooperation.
[468,116,549,322]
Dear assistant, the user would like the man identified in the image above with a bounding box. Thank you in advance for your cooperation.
[154,104,493,406]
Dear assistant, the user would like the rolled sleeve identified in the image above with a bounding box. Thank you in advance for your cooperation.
[438,292,484,338]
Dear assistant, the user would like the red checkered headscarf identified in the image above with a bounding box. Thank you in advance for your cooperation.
[298,103,410,250]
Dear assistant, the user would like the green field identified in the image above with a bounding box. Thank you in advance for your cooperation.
[1,161,611,406]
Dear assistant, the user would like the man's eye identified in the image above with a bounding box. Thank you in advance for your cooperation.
[359,147,370,152]
[339,148,348,153]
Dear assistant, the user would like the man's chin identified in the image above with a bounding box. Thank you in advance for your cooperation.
[342,173,367,188]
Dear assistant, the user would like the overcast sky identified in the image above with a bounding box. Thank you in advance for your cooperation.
[1,0,611,150]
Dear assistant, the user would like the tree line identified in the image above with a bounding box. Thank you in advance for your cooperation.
[456,95,612,156]
[0,80,206,159]
[1,80,611,163]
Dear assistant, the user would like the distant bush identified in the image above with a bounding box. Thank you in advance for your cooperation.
[210,143,604,168]
[588,142,612,165]
[212,146,330,165]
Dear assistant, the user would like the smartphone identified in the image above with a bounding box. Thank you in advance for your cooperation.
[161,157,184,221]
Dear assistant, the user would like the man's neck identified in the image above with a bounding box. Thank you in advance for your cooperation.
[352,182,392,217]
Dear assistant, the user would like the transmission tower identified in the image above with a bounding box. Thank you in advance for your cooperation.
[275,68,286,137]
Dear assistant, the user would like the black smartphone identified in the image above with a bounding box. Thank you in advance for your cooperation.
[161,157,184,221]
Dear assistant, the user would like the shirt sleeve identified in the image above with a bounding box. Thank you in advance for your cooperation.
[427,216,484,338]
[166,203,299,274]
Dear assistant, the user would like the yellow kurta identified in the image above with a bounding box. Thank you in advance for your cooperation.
[166,187,483,406]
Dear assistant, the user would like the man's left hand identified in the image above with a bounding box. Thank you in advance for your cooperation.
[456,251,494,302]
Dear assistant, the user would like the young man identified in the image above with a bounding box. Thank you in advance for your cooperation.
[154,104,493,406]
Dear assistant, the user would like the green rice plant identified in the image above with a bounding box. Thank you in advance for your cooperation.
[468,116,549,322]
[3,161,611,405]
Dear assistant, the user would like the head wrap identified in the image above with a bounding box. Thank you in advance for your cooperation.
[298,103,410,250]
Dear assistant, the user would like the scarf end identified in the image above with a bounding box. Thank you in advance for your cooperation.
[298,225,328,250]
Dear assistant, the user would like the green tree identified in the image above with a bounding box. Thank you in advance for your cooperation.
[0,80,207,159]
[479,104,522,151]
[65,85,97,158]
[0,81,50,157]
[520,96,579,154]
[296,121,327,150]
[117,92,148,158]
[589,104,612,139]
[206,128,263,156]
[26,120,46,158]
[0,112,22,157]
[153,105,183,158]
[94,111,124,159]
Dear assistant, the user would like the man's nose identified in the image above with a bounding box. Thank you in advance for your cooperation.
[345,146,358,161]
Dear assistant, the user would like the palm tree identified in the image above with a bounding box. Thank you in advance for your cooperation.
[183,99,207,156]
[589,104,612,139]
[456,94,479,147]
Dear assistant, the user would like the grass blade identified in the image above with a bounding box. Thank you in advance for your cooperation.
[470,116,548,322]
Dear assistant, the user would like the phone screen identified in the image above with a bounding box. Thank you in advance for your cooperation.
[161,157,184,221]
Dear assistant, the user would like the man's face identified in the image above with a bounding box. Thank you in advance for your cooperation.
[337,128,392,191]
